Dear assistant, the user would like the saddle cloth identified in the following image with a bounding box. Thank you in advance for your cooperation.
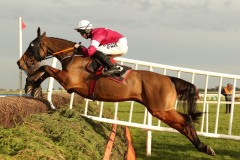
[86,57,132,83]
[86,57,132,100]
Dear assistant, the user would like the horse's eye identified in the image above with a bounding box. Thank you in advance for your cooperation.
[30,43,34,47]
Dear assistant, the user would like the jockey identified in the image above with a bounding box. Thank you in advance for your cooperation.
[74,20,128,75]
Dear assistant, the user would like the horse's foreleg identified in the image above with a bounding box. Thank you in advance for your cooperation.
[25,65,68,110]
[27,65,66,88]
[26,65,62,94]
[25,66,47,97]
[152,110,215,156]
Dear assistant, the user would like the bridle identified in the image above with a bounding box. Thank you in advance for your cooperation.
[21,54,37,71]
[21,35,76,73]
[31,36,54,61]
[21,36,55,71]
[31,36,74,61]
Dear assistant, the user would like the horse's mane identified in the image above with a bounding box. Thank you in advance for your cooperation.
[49,37,76,45]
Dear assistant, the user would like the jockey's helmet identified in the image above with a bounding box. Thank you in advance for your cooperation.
[74,20,93,35]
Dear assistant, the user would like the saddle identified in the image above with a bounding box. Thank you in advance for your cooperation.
[86,57,132,100]
[86,57,132,82]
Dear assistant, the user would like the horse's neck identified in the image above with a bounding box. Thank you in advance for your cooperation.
[46,37,74,61]
[47,37,74,51]
[45,37,91,70]
[60,54,91,70]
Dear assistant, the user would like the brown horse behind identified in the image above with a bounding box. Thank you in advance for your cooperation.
[17,27,215,156]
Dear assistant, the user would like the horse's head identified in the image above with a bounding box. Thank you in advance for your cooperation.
[17,27,48,75]
[17,27,85,75]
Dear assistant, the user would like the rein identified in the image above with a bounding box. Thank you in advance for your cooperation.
[34,36,76,61]
[44,46,78,70]
[52,47,74,55]
[44,47,75,60]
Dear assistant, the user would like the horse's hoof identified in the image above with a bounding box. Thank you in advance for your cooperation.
[48,101,56,110]
[25,85,33,95]
[207,146,216,156]
[32,87,43,98]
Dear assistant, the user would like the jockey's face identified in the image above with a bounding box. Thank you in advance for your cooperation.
[77,29,89,39]
[81,33,88,39]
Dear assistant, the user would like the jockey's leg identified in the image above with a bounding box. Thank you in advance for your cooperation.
[93,51,121,75]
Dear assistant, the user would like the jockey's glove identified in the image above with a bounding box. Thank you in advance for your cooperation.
[74,43,81,49]
[74,42,82,52]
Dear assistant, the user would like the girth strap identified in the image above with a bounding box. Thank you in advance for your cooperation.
[89,79,97,101]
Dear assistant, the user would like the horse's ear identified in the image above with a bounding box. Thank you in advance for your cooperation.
[37,27,41,37]
[42,32,46,38]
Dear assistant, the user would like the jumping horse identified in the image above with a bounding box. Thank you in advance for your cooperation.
[17,27,215,156]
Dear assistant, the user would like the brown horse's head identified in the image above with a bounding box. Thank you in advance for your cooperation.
[17,27,47,75]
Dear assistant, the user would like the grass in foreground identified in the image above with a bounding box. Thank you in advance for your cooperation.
[0,103,127,160]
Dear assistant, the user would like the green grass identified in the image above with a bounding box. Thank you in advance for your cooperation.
[91,101,240,160]
[0,103,127,160]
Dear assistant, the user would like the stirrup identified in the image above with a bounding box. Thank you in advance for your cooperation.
[102,66,123,75]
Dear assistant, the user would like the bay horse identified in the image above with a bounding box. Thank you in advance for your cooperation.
[17,27,215,156]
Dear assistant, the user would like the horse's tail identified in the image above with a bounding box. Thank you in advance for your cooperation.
[168,76,202,121]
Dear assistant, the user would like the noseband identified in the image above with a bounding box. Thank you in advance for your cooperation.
[21,54,36,70]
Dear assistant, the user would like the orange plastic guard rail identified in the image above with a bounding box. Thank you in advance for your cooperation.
[126,126,136,160]
[103,124,117,160]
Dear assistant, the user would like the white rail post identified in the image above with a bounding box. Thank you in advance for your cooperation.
[205,103,209,133]
[84,99,89,115]
[47,58,57,109]
[146,66,153,157]
[191,73,195,84]
[143,108,148,125]
[228,78,237,135]
[215,77,223,134]
[69,93,74,109]
[18,17,23,95]
[129,101,134,122]
[99,101,104,118]
[146,111,152,157]
[114,102,118,120]
[201,75,209,132]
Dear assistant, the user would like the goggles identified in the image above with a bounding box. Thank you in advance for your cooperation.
[76,29,86,35]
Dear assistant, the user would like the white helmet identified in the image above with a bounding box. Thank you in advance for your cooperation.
[74,20,93,30]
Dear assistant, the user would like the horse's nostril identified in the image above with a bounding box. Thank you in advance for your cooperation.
[17,61,22,69]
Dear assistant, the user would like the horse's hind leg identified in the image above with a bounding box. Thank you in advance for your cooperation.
[152,109,215,156]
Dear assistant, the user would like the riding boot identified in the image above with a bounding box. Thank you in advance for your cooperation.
[93,51,121,75]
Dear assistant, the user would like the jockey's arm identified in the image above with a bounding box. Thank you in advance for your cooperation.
[80,39,101,56]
